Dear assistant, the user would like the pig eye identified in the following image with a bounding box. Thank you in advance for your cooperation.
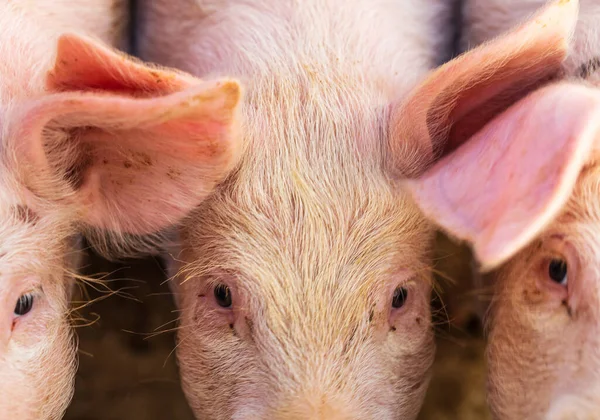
[214,284,232,307]
[14,293,34,316]
[548,259,568,286]
[392,287,408,309]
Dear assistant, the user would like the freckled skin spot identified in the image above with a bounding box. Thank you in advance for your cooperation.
[166,167,182,180]
[123,160,132,169]
[135,152,152,166]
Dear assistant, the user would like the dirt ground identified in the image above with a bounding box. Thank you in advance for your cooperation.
[64,235,490,420]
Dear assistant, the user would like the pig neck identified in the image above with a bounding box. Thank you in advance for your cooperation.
[176,0,448,176]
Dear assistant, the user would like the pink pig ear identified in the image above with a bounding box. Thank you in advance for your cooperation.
[15,33,242,235]
[404,83,600,270]
[389,0,579,176]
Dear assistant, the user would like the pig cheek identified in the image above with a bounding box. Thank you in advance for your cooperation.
[486,319,558,419]
[496,254,569,326]
[11,292,65,341]
[39,322,76,417]
[177,333,258,420]
[1,317,75,419]
[386,282,434,353]
[385,287,435,410]
[486,267,565,418]
[176,304,260,419]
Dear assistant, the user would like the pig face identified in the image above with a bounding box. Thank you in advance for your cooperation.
[0,187,79,419]
[164,1,580,418]
[487,168,600,419]
[0,32,242,419]
[170,172,436,419]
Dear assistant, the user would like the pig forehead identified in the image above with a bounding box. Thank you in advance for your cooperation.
[185,179,433,294]
[0,205,71,273]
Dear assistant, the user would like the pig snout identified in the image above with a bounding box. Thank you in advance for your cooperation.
[272,396,357,420]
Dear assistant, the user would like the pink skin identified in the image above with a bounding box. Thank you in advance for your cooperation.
[0,3,243,419]
[136,1,578,418]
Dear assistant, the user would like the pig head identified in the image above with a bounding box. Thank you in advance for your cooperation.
[407,2,600,418]
[140,0,581,418]
[409,79,600,420]
[402,0,600,418]
[0,9,243,418]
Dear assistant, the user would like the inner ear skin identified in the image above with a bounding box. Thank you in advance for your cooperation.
[60,127,96,190]
[427,68,563,157]
[41,123,96,191]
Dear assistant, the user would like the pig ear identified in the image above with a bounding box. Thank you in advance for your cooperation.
[389,0,579,176]
[404,83,600,270]
[15,33,242,235]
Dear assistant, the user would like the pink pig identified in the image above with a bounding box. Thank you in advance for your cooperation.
[136,1,579,418]
[0,1,243,418]
[403,0,600,418]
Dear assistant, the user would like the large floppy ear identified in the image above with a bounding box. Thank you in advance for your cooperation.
[13,33,242,235]
[405,82,600,270]
[388,0,578,177]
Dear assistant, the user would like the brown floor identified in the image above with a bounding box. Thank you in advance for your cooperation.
[64,236,490,420]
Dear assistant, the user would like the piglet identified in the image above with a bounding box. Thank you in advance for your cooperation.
[136,0,578,418]
[406,0,600,418]
[0,2,242,419]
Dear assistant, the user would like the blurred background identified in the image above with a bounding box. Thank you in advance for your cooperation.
[63,234,490,420]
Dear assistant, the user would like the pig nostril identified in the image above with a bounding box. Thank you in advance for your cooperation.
[214,283,232,307]
[548,259,568,286]
[14,293,34,316]
[392,287,408,309]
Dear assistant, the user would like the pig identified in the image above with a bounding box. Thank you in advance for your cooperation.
[135,0,580,418]
[0,2,243,418]
[401,0,600,418]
